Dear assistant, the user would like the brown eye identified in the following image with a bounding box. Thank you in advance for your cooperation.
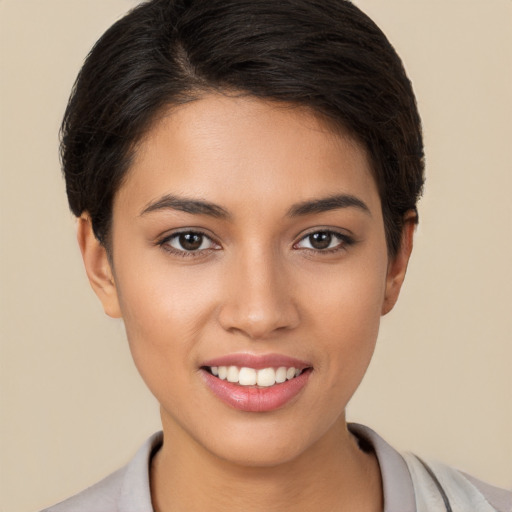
[308,232,332,250]
[164,231,216,253]
[179,233,204,251]
[295,230,352,252]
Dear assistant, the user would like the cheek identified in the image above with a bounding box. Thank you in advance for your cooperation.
[302,250,388,382]
[112,256,221,384]
[305,252,387,331]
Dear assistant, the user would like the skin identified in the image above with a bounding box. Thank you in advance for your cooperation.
[78,94,415,511]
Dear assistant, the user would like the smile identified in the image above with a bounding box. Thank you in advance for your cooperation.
[200,355,312,412]
[206,366,303,387]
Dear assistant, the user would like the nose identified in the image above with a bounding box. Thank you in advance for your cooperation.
[217,249,300,340]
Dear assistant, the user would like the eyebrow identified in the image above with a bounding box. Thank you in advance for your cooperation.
[140,194,230,218]
[140,192,370,219]
[287,194,371,217]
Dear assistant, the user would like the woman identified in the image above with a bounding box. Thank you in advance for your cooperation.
[41,0,510,511]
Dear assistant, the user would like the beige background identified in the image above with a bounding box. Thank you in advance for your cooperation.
[1,1,511,511]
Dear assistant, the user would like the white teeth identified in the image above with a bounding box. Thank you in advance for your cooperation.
[218,366,228,380]
[239,367,257,386]
[275,366,287,383]
[257,367,276,387]
[210,365,303,386]
[286,367,296,380]
[227,366,239,383]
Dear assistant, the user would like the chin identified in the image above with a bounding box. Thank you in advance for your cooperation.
[193,411,344,469]
[209,434,309,468]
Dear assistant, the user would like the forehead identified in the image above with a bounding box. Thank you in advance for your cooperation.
[117,94,380,216]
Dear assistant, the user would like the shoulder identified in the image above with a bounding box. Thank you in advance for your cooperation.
[462,472,512,512]
[403,452,511,512]
[349,423,511,512]
[40,467,125,512]
[40,432,163,512]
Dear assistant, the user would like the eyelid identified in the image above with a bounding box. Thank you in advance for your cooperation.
[157,228,221,256]
[293,227,355,251]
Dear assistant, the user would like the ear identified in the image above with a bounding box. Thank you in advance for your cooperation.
[381,211,416,316]
[77,215,122,318]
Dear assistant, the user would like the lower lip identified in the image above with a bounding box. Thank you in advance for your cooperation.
[201,369,311,412]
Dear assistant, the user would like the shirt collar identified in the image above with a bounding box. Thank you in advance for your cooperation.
[118,431,162,512]
[117,426,416,512]
[349,423,416,512]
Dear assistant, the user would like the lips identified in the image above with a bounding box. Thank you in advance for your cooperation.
[200,354,312,412]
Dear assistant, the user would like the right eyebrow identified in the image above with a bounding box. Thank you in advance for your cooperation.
[287,194,371,217]
[139,194,230,219]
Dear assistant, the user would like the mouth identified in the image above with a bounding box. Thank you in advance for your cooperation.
[202,365,307,388]
[200,355,312,412]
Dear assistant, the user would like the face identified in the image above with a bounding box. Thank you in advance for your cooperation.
[80,94,412,467]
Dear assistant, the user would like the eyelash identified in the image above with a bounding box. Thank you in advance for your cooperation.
[157,230,220,258]
[157,229,354,257]
[294,230,355,254]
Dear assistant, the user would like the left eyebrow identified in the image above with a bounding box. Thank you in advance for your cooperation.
[139,194,230,218]
[287,194,371,217]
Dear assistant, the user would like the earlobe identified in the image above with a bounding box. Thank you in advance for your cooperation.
[381,212,416,316]
[77,215,122,318]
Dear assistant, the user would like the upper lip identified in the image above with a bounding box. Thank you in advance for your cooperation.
[201,353,312,370]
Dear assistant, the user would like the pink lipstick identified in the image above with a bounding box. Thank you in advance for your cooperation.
[200,354,312,412]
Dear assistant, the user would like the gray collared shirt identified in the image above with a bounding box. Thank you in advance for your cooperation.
[41,424,510,512]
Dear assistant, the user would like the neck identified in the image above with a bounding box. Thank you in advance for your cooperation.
[150,415,383,512]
